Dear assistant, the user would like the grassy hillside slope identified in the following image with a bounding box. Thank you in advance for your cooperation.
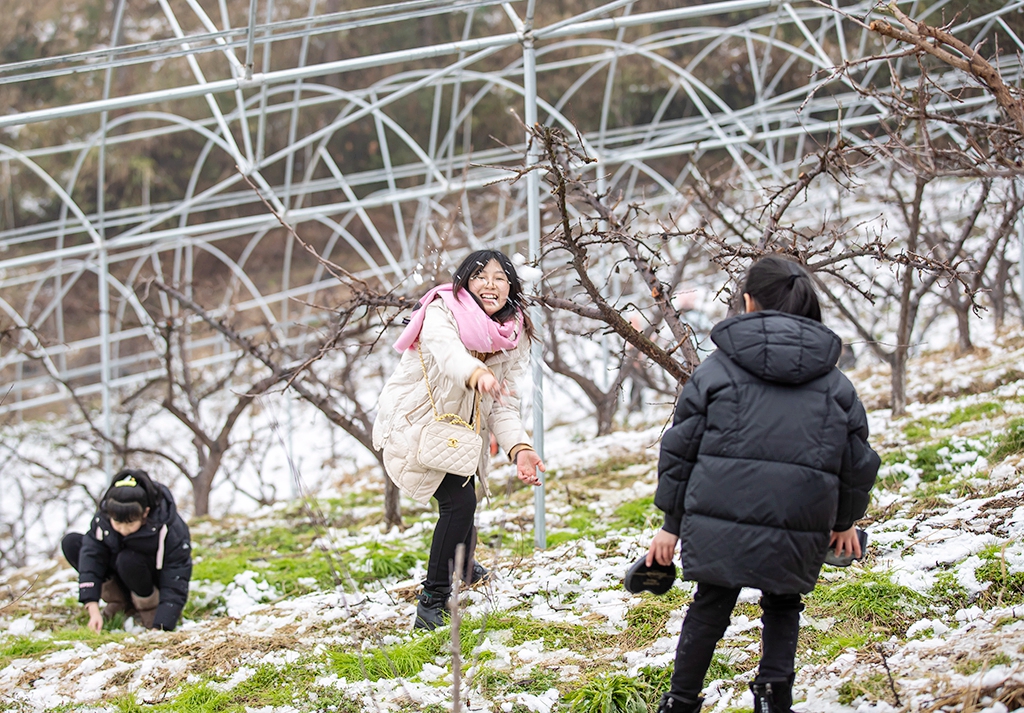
[4,336,1024,712]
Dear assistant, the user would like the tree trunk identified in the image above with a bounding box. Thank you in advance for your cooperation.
[890,350,907,417]
[190,469,215,517]
[595,393,618,437]
[954,303,973,355]
[383,469,401,530]
[991,252,1010,329]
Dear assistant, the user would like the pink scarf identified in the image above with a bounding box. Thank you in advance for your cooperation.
[393,284,522,353]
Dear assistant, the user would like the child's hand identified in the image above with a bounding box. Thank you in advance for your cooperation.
[646,529,679,567]
[86,602,103,633]
[829,526,862,559]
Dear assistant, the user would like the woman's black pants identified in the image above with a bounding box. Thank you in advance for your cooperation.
[61,532,156,598]
[424,473,477,593]
[669,582,803,700]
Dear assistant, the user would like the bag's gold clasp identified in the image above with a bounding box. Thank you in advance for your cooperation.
[447,437,459,448]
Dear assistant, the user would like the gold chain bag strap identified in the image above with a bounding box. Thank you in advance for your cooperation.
[416,343,484,477]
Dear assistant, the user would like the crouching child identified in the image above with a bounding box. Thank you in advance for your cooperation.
[62,469,192,632]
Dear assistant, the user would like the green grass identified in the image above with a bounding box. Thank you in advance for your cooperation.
[903,402,1002,442]
[837,672,896,706]
[623,588,691,648]
[127,659,362,713]
[927,571,971,612]
[992,418,1024,461]
[565,673,650,713]
[512,667,566,695]
[801,624,875,664]
[975,546,1024,606]
[880,450,909,466]
[638,662,747,709]
[903,418,937,442]
[809,571,924,634]
[191,523,333,591]
[541,505,607,547]
[192,520,427,597]
[612,497,657,530]
[909,440,953,483]
[954,651,1012,675]
[354,543,421,582]
[490,615,618,651]
[944,402,1002,426]
[0,636,59,667]
[327,620,495,682]
[328,637,446,682]
[546,530,587,547]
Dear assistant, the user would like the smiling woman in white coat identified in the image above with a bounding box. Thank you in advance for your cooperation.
[372,249,545,631]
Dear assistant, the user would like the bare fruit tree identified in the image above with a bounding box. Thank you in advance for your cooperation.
[149,279,408,530]
[809,3,1024,414]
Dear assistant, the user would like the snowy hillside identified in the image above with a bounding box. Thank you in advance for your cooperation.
[3,334,1024,713]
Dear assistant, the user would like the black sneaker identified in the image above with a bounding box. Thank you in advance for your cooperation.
[414,589,449,631]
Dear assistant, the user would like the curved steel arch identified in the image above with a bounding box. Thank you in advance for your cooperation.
[0,0,1020,424]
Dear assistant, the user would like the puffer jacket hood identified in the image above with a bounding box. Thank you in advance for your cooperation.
[711,311,841,385]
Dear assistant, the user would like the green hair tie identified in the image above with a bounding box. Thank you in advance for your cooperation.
[114,475,137,488]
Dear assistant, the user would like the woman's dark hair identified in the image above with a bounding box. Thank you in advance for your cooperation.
[101,469,158,523]
[452,249,535,340]
[743,255,822,322]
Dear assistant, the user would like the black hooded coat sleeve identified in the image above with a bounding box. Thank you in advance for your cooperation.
[833,380,881,532]
[76,516,114,604]
[654,361,717,535]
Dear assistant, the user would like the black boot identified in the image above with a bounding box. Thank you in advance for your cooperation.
[414,588,449,631]
[656,692,703,713]
[750,676,794,713]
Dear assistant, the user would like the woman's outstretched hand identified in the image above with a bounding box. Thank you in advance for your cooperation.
[829,526,862,559]
[646,529,679,567]
[476,372,510,405]
[516,449,545,486]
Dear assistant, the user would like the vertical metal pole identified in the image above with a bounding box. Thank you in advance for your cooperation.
[244,0,259,80]
[523,0,545,550]
[98,0,127,480]
[256,0,275,165]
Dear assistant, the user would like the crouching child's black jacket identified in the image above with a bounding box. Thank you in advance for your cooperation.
[76,482,192,630]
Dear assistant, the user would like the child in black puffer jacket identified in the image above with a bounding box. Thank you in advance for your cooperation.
[646,256,880,713]
[62,469,192,632]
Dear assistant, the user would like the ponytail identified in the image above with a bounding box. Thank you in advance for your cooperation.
[742,256,822,322]
[100,469,158,523]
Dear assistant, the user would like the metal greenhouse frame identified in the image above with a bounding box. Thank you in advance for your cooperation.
[1,0,1022,532]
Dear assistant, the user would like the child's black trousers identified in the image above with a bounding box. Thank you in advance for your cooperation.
[670,582,803,699]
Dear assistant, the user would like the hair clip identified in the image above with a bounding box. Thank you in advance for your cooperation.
[114,475,138,487]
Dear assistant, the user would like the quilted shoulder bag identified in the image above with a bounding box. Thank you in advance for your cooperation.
[416,344,483,477]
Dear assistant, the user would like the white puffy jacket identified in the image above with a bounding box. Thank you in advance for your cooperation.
[372,299,532,503]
